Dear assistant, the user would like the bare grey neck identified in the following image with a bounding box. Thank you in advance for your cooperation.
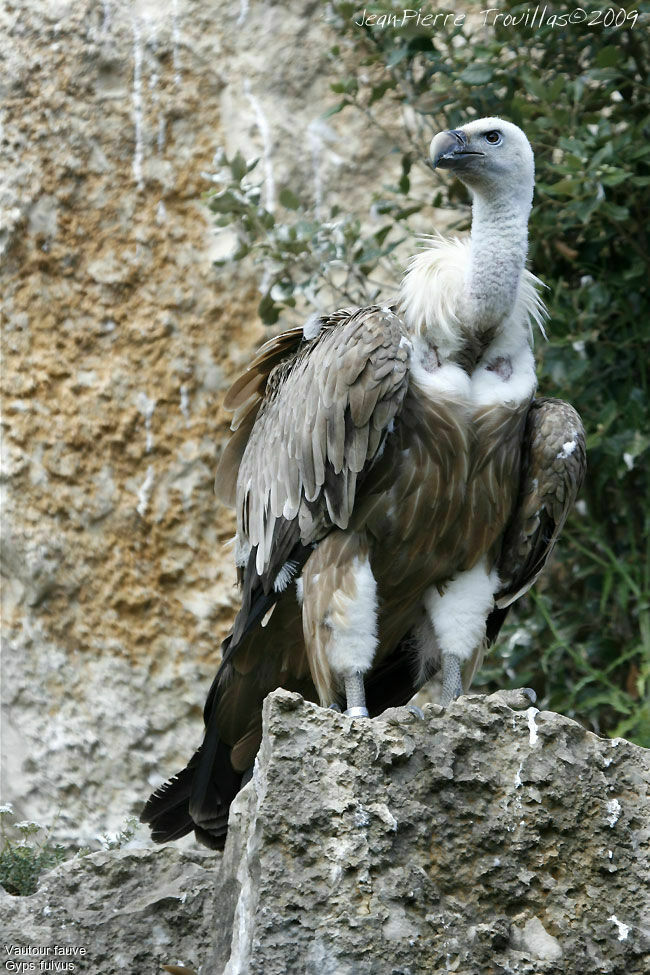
[462,190,532,333]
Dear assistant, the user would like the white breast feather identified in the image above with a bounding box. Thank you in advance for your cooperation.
[471,333,537,408]
[409,342,472,403]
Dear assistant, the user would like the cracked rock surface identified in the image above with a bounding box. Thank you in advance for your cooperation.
[3,692,648,974]
[0,846,216,974]
[211,691,649,975]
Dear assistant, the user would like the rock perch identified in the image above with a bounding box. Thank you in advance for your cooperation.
[3,691,649,974]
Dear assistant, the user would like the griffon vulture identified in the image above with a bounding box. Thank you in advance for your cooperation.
[141,118,586,849]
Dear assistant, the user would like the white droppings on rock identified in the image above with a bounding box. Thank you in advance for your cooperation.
[606,798,621,828]
[136,464,155,516]
[172,0,182,87]
[136,391,156,452]
[8,399,31,413]
[157,114,166,153]
[180,383,190,420]
[75,369,97,388]
[131,16,144,191]
[382,910,420,941]
[236,0,249,27]
[527,707,539,746]
[305,118,339,220]
[101,0,112,34]
[609,915,630,941]
[244,80,274,212]
[307,118,324,219]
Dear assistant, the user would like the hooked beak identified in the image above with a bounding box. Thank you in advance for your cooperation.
[429,129,484,169]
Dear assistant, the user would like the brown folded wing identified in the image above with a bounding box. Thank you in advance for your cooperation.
[495,396,586,609]
[219,305,411,581]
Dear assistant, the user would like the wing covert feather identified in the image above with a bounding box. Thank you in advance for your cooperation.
[496,397,586,608]
[221,305,410,577]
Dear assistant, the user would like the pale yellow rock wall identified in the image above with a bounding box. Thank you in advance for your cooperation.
[0,0,411,845]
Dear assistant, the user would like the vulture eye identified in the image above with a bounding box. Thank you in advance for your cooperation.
[484,131,503,146]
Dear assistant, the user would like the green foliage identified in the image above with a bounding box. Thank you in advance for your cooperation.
[207,1,650,744]
[0,805,66,896]
[0,808,143,896]
[207,147,407,324]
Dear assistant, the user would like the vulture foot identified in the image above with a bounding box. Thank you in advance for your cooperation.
[344,670,369,718]
[328,702,342,712]
[487,687,537,710]
[382,704,426,727]
[440,653,463,707]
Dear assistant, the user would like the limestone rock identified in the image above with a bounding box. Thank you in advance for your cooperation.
[210,691,649,975]
[0,845,216,975]
[0,0,405,848]
[2,693,648,973]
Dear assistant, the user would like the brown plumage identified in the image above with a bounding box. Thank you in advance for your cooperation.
[141,118,586,851]
[141,306,584,849]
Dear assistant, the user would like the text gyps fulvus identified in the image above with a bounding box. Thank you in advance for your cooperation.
[141,118,586,849]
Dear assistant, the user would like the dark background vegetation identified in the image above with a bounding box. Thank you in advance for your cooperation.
[212,1,649,744]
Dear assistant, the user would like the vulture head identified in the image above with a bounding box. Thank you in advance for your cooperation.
[430,117,534,205]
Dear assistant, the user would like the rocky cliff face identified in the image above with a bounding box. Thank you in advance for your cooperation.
[2,693,649,974]
[0,0,399,846]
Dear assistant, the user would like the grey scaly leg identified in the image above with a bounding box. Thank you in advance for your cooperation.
[440,653,463,707]
[344,670,369,718]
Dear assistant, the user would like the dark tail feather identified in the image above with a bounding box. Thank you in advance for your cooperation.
[142,529,313,848]
[141,666,243,850]
[486,605,511,646]
[188,686,242,847]
[140,759,197,843]
[140,735,242,850]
